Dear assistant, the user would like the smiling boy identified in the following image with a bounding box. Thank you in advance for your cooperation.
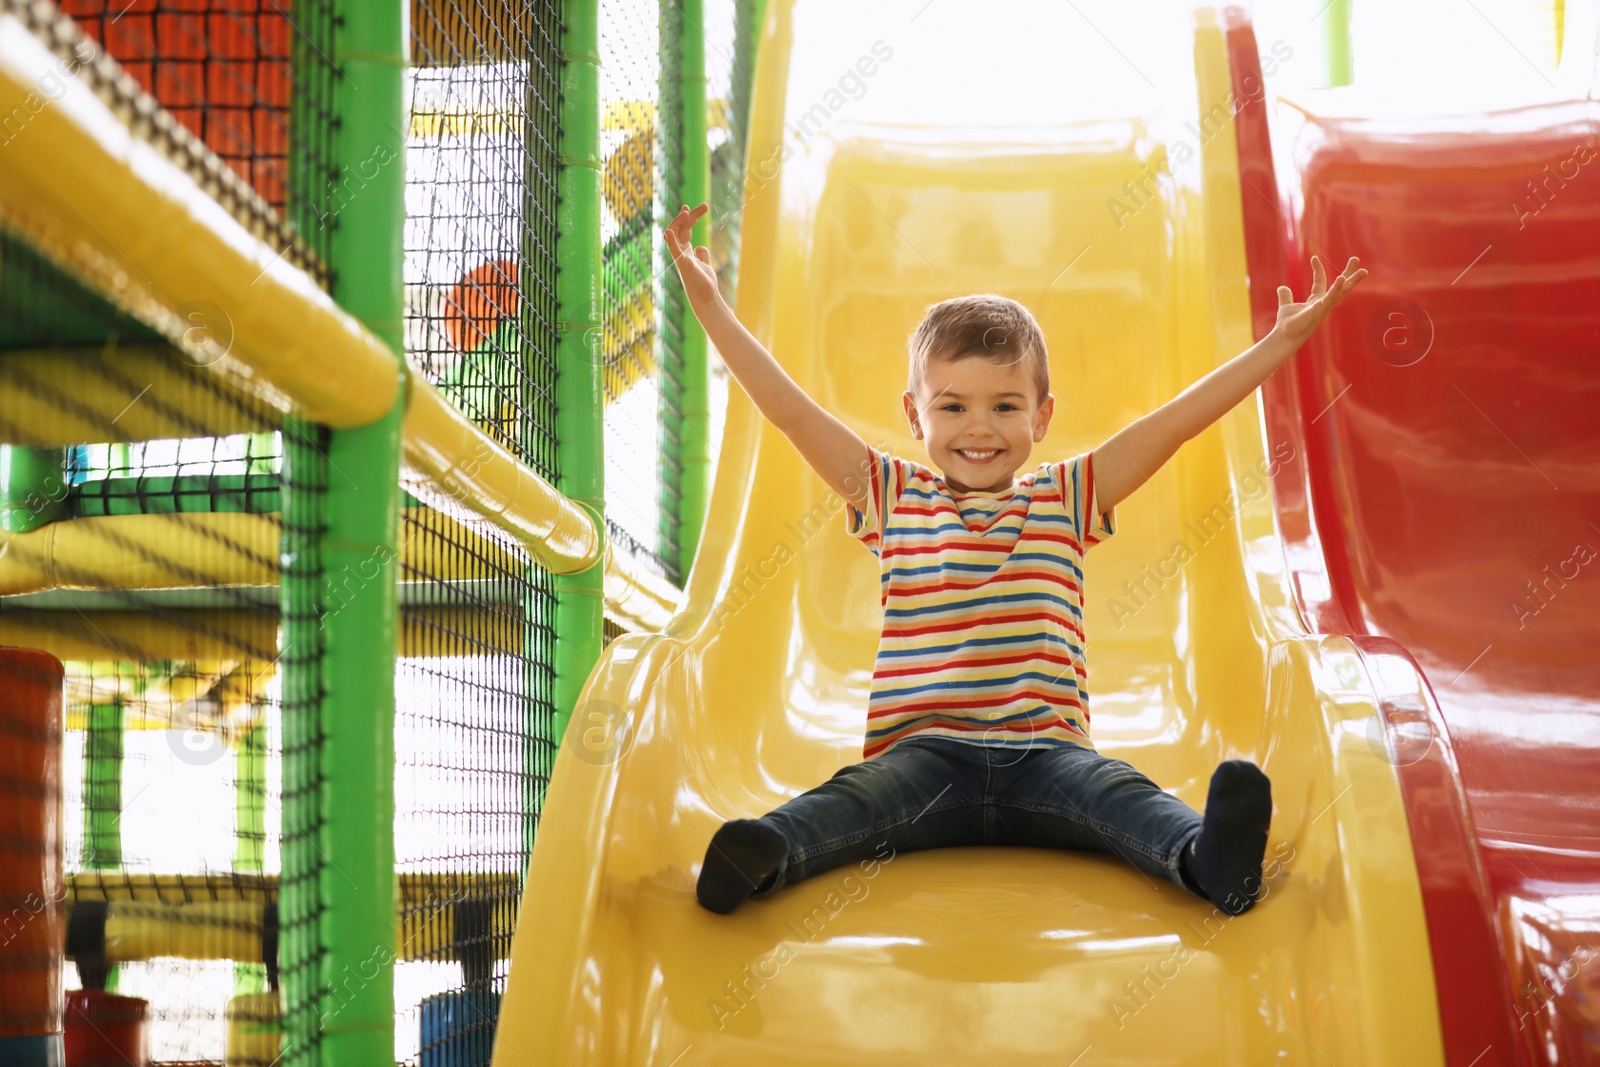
[662,201,1365,918]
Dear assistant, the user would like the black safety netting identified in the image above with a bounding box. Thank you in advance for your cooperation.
[395,0,563,1059]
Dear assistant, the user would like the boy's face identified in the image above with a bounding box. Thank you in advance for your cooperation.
[902,351,1053,494]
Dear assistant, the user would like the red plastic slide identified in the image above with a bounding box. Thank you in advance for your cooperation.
[1225,9,1600,1066]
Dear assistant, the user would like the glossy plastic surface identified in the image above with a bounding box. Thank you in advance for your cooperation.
[491,4,1446,1062]
[1227,9,1600,1065]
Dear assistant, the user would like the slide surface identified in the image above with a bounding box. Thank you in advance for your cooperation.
[1225,11,1600,1063]
[493,4,1448,1063]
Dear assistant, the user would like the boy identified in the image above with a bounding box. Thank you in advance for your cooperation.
[662,201,1365,918]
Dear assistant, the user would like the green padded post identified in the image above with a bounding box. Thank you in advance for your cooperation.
[279,416,324,1061]
[80,699,124,871]
[665,0,711,586]
[81,697,123,990]
[233,717,268,996]
[280,0,406,1059]
[315,0,406,1055]
[280,0,323,1045]
[1319,0,1352,87]
[543,0,606,830]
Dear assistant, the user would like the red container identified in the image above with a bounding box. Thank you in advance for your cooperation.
[64,990,148,1067]
[0,647,66,1043]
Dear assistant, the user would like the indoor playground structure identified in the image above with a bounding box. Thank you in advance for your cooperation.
[0,0,1596,1063]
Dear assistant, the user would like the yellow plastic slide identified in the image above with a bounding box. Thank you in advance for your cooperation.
[494,4,1445,1062]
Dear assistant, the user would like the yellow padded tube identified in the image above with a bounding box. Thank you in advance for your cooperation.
[103,900,266,963]
[67,873,519,963]
[400,378,601,575]
[0,606,528,662]
[0,513,278,595]
[0,508,531,596]
[0,346,275,446]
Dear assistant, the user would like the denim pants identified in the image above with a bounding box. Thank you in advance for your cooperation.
[749,735,1207,900]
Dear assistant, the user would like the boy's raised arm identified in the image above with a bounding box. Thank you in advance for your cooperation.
[1092,255,1367,511]
[663,203,874,512]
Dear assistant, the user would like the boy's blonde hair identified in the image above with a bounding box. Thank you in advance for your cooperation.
[906,293,1049,405]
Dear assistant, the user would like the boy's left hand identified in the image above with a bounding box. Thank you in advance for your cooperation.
[1274,255,1368,346]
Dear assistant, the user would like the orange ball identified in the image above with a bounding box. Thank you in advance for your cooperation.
[443,260,521,353]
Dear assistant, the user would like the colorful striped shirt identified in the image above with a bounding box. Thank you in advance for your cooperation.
[844,448,1116,761]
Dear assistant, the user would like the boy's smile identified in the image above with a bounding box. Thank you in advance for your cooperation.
[903,352,1053,494]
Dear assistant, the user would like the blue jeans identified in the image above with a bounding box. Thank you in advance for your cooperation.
[749,736,1207,900]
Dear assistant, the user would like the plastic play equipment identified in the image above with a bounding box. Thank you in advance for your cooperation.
[491,3,1453,1062]
[1225,8,1600,1064]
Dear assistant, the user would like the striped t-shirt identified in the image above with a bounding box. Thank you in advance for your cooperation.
[844,447,1116,761]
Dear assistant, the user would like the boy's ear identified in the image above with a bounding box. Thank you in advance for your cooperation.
[1034,393,1054,440]
[902,390,922,439]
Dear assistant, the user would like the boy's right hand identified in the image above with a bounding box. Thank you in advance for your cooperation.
[662,202,719,307]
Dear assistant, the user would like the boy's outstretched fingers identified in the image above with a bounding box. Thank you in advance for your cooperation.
[1181,760,1272,915]
[1323,257,1367,308]
[1339,256,1368,293]
[662,203,721,304]
[1275,255,1368,340]
[663,203,710,252]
